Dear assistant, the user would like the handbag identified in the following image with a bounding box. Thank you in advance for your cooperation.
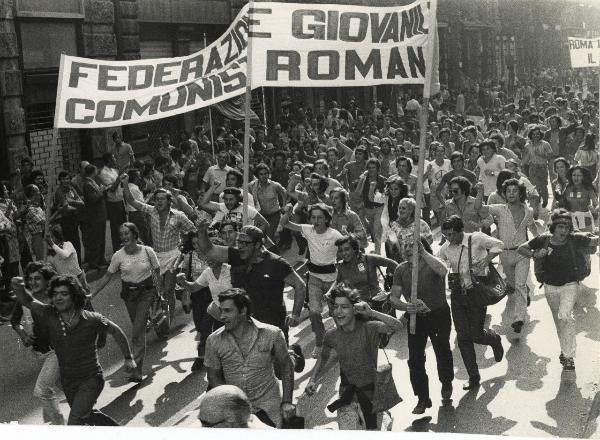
[144,246,171,340]
[467,235,508,307]
[371,349,402,413]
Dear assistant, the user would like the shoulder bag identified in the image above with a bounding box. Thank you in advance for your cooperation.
[467,235,507,307]
[144,246,171,340]
[372,348,403,413]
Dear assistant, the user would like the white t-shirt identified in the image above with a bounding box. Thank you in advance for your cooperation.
[477,154,506,196]
[211,203,258,228]
[301,225,343,282]
[125,183,144,212]
[203,165,233,195]
[194,264,232,302]
[429,159,452,189]
[108,245,159,283]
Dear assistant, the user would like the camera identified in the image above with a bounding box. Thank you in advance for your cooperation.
[448,273,464,294]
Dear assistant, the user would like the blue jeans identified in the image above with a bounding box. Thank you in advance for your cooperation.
[62,374,117,425]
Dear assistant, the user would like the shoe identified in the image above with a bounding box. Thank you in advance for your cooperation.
[441,381,453,403]
[462,378,480,391]
[511,320,524,334]
[412,398,432,414]
[563,357,575,371]
[290,343,305,373]
[492,334,504,362]
[559,353,566,365]
[311,346,322,358]
[128,371,143,383]
[191,357,204,372]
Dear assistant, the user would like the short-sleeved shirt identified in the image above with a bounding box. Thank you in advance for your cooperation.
[300,225,343,281]
[477,154,506,196]
[438,232,504,289]
[194,264,232,302]
[336,254,382,301]
[330,208,367,247]
[33,306,109,380]
[323,320,383,389]
[112,142,134,172]
[211,202,259,229]
[138,204,196,252]
[203,165,233,195]
[205,319,287,426]
[444,196,491,233]
[527,233,592,286]
[393,262,448,311]
[228,248,292,327]
[108,245,158,283]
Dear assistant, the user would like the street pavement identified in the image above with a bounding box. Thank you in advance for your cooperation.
[1,229,599,437]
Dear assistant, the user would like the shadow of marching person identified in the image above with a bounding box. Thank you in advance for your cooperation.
[530,370,592,438]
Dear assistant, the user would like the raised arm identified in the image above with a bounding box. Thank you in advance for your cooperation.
[120,174,145,211]
[195,219,229,263]
[199,180,222,213]
[11,277,45,315]
[279,209,304,233]
[474,181,489,216]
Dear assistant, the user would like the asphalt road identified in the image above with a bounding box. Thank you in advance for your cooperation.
[1,229,599,437]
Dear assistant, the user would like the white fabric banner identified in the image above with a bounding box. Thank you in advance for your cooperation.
[53,1,438,128]
[250,1,435,88]
[568,37,600,68]
[54,4,251,128]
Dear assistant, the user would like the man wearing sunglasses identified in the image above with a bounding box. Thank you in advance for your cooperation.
[444,176,493,233]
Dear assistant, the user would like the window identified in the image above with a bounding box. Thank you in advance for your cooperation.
[20,22,78,70]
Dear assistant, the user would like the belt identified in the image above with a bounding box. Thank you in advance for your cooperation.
[307,262,336,274]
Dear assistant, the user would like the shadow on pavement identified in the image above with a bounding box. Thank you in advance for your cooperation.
[143,372,208,426]
[410,378,517,434]
[530,371,591,437]
[503,321,551,392]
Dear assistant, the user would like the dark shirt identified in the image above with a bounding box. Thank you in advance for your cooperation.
[228,248,292,328]
[33,306,109,380]
[11,303,52,353]
[270,167,290,188]
[362,175,385,208]
[393,261,448,311]
[528,233,592,286]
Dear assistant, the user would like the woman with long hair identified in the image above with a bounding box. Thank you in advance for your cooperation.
[551,157,570,210]
[574,133,598,178]
[91,222,160,382]
[563,165,598,233]
[381,177,410,261]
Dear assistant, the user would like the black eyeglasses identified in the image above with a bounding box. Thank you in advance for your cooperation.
[237,240,255,247]
[199,418,227,427]
[450,188,461,194]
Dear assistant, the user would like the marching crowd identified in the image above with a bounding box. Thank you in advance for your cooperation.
[1,68,599,430]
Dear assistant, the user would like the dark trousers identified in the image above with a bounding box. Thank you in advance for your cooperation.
[59,216,81,263]
[261,210,281,241]
[81,219,106,266]
[106,200,126,252]
[407,306,454,401]
[451,292,498,381]
[62,374,117,425]
[191,287,221,358]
